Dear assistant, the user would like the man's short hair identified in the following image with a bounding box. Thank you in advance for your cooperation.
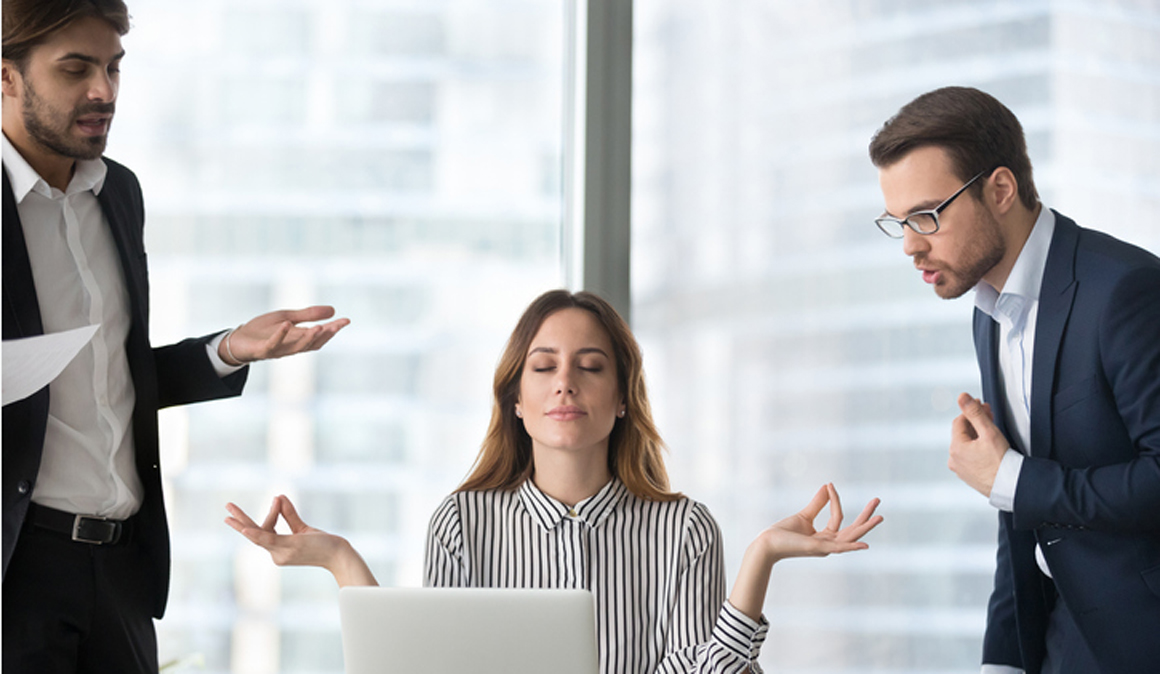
[2,0,130,71]
[869,86,1039,211]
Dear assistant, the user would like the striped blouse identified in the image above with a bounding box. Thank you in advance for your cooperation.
[424,477,769,673]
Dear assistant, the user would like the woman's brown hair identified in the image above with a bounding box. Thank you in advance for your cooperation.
[457,289,679,502]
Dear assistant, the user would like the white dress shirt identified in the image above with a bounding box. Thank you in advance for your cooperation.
[973,205,1056,674]
[3,134,238,520]
[975,206,1056,512]
[426,478,769,673]
[4,134,143,519]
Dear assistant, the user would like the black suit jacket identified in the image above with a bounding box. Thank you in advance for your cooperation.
[2,158,247,618]
[976,212,1160,673]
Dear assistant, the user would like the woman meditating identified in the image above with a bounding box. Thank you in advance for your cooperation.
[227,289,882,673]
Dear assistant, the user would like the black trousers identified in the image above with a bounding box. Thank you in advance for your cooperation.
[3,518,159,674]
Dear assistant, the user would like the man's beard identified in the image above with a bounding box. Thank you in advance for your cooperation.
[922,208,1007,299]
[22,79,114,161]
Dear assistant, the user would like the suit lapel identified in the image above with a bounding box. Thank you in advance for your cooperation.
[974,308,1013,441]
[1029,212,1080,459]
[95,160,149,331]
[2,170,45,340]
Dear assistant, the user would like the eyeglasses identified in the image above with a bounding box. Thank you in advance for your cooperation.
[874,169,991,239]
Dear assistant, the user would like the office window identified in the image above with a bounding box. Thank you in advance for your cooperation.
[109,2,566,672]
[632,1,1159,672]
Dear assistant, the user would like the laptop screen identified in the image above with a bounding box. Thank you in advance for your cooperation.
[339,587,599,674]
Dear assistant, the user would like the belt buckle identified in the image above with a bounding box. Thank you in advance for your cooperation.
[72,514,114,545]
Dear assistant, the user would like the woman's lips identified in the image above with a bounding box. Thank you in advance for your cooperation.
[547,406,586,421]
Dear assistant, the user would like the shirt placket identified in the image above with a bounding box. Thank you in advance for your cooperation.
[1014,324,1030,417]
[557,513,589,590]
[996,294,1030,453]
[60,193,129,507]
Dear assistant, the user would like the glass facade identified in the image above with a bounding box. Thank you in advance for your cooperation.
[106,2,565,672]
[90,1,1160,672]
[632,1,1159,672]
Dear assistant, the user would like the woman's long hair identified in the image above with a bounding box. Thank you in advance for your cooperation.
[457,290,680,502]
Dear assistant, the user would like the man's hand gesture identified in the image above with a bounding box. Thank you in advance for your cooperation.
[219,306,349,366]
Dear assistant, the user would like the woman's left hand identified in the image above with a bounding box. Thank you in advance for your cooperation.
[728,482,882,621]
[753,482,882,563]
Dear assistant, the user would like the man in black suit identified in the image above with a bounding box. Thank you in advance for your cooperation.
[2,1,349,671]
[869,86,1160,674]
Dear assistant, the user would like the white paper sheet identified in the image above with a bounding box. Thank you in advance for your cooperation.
[2,325,100,406]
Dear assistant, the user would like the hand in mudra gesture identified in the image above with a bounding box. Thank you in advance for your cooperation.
[754,483,883,562]
[225,495,377,586]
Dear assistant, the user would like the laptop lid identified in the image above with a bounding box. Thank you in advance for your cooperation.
[338,587,600,674]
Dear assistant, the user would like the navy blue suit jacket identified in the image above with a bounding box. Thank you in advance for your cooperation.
[975,211,1160,673]
[2,158,247,618]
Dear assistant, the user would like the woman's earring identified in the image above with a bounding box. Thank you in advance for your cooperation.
[515,407,523,418]
[617,408,626,418]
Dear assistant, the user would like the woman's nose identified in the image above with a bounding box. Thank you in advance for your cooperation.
[554,366,577,394]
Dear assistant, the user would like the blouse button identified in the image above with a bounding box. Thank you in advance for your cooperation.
[568,509,578,518]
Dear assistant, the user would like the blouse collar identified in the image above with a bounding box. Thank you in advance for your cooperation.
[519,476,629,532]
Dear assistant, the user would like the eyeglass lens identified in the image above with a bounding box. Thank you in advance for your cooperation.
[877,211,939,237]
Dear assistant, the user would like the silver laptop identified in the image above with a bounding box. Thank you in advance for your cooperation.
[338,587,599,674]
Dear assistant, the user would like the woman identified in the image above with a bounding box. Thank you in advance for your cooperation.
[227,290,882,673]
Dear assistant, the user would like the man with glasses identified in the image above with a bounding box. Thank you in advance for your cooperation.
[869,86,1160,674]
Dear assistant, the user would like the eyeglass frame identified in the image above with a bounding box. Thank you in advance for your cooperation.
[874,168,993,239]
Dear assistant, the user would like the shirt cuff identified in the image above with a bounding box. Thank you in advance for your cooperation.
[981,665,1024,674]
[713,600,769,662]
[207,331,246,378]
[988,448,1023,512]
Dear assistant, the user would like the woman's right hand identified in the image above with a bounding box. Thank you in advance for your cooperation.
[225,495,378,587]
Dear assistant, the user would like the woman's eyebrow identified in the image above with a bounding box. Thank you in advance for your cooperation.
[527,346,609,357]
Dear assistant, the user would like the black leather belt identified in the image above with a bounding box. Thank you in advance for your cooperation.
[25,503,131,545]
